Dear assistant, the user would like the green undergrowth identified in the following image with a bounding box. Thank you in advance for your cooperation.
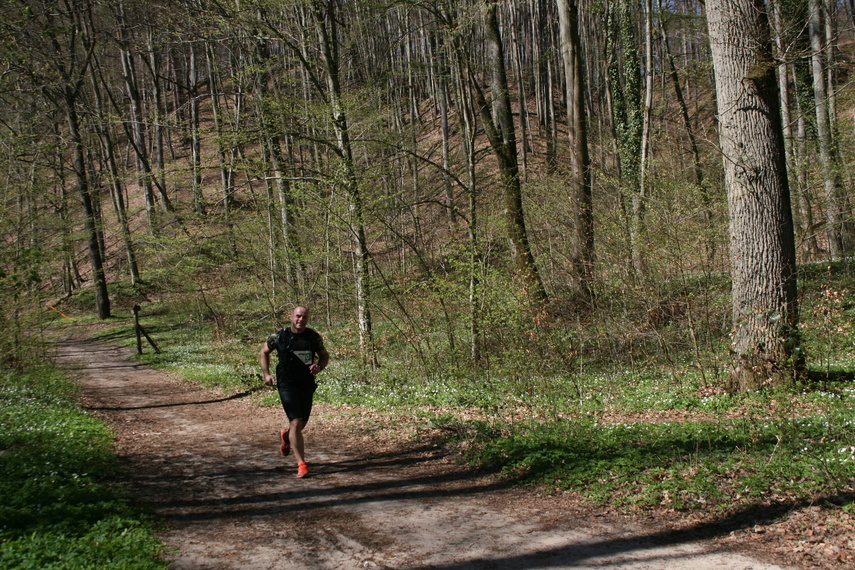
[86,316,261,394]
[0,366,166,569]
[434,404,855,512]
[80,311,855,517]
[54,262,855,518]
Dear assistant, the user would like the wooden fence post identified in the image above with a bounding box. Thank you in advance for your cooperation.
[133,304,161,354]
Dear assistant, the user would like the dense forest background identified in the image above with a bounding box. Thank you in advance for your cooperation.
[1,0,854,389]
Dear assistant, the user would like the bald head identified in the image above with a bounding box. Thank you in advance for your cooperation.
[289,306,310,333]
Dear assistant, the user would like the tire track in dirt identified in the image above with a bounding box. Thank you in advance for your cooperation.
[53,336,794,569]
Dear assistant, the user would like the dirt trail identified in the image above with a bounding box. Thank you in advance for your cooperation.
[53,335,794,569]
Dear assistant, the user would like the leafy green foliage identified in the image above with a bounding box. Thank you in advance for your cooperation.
[449,409,855,511]
[55,252,855,522]
[0,247,49,368]
[0,367,166,569]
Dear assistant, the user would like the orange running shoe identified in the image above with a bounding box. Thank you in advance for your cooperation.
[279,429,291,456]
[296,461,309,478]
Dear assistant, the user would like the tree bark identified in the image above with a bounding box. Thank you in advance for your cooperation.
[188,42,206,215]
[90,61,140,286]
[809,0,848,257]
[478,0,548,305]
[311,0,377,365]
[65,85,111,319]
[638,0,654,269]
[115,1,171,228]
[706,0,802,390]
[556,0,594,300]
[607,0,645,279]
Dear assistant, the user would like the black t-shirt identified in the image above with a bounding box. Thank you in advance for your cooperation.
[267,328,325,389]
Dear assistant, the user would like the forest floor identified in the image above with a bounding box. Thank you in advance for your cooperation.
[51,331,850,569]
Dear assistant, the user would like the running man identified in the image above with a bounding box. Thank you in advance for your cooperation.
[259,306,329,478]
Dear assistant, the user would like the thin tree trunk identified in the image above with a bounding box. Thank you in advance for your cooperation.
[189,42,205,215]
[478,0,548,305]
[810,0,846,257]
[556,0,594,300]
[312,0,377,365]
[90,63,140,285]
[252,36,306,291]
[607,0,644,279]
[771,0,813,257]
[117,3,155,230]
[510,11,529,179]
[660,0,708,219]
[65,86,111,319]
[438,51,456,232]
[146,27,167,198]
[793,64,821,257]
[116,1,172,224]
[824,0,837,124]
[453,43,483,365]
[637,0,654,276]
[205,42,235,248]
[275,136,307,292]
[53,128,79,295]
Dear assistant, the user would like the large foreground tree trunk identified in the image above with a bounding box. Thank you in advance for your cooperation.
[707,0,802,391]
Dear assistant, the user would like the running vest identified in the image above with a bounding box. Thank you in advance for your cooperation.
[275,328,322,389]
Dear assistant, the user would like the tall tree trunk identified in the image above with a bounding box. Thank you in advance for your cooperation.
[65,86,111,319]
[660,0,711,260]
[790,64,821,257]
[438,48,456,232]
[312,0,377,365]
[188,42,205,215]
[771,0,816,258]
[273,135,306,292]
[556,0,594,300]
[534,0,557,170]
[637,0,654,273]
[205,42,235,250]
[454,44,483,365]
[510,11,529,180]
[117,4,155,230]
[707,0,802,390]
[478,0,548,305]
[37,0,112,318]
[607,0,644,279]
[115,1,171,227]
[59,184,80,292]
[90,63,140,286]
[52,126,81,295]
[809,0,847,257]
[146,27,167,198]
[252,39,301,291]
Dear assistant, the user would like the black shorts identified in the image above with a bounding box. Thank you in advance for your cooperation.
[276,384,317,424]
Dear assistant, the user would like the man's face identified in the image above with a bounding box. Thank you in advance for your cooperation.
[290,307,309,332]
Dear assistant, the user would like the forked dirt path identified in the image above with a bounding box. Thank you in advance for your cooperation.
[53,335,794,569]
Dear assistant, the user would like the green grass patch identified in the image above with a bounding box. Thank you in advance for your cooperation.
[0,366,166,569]
[69,262,855,519]
[442,408,855,511]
